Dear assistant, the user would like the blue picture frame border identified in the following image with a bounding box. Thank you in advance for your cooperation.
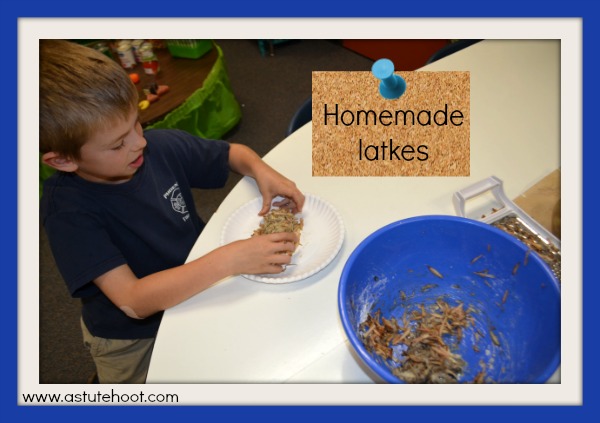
[4,1,597,422]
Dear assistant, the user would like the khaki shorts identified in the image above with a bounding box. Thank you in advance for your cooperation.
[81,318,155,384]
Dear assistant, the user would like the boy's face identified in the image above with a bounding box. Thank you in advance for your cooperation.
[74,110,146,184]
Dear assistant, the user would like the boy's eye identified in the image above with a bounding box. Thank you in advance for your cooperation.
[112,140,125,150]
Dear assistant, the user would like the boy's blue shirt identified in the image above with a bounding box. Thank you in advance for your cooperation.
[41,129,231,339]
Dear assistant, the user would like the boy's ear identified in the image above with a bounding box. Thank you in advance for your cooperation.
[41,152,78,172]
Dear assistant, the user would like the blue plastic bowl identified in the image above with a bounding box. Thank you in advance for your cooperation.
[338,215,560,383]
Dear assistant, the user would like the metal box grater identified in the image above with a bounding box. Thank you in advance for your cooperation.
[453,176,561,282]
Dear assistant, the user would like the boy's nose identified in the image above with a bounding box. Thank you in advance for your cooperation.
[134,134,147,151]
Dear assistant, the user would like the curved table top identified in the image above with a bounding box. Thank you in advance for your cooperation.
[147,39,561,384]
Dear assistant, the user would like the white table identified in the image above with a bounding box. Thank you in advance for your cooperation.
[147,40,560,383]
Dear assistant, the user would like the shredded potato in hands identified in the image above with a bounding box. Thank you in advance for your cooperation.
[253,208,303,253]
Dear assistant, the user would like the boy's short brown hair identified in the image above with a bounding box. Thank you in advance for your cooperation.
[40,40,138,160]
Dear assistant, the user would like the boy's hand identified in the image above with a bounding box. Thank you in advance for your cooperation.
[228,233,299,275]
[257,171,305,216]
[227,143,305,215]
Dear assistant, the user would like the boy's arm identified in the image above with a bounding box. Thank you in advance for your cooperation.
[94,232,298,319]
[228,143,305,215]
[95,144,304,319]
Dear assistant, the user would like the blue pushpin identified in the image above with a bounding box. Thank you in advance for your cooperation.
[372,58,406,100]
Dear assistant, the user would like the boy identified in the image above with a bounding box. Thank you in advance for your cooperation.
[40,40,305,383]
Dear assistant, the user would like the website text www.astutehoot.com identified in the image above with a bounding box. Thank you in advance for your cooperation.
[22,388,179,405]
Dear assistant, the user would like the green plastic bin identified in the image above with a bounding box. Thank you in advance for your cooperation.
[166,40,213,59]
[147,43,242,140]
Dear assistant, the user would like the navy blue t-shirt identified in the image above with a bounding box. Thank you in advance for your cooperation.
[41,129,231,339]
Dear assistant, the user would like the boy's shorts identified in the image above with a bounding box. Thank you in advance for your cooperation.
[81,318,155,384]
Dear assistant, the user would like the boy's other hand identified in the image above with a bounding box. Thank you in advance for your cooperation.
[258,179,305,216]
[228,233,299,275]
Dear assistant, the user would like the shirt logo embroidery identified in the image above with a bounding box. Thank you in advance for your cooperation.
[170,187,187,214]
[163,182,190,221]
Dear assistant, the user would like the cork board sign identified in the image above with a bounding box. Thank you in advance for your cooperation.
[312,71,470,176]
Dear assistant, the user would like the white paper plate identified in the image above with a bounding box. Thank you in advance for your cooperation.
[220,194,345,283]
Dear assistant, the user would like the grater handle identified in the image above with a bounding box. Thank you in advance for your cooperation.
[453,175,511,217]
